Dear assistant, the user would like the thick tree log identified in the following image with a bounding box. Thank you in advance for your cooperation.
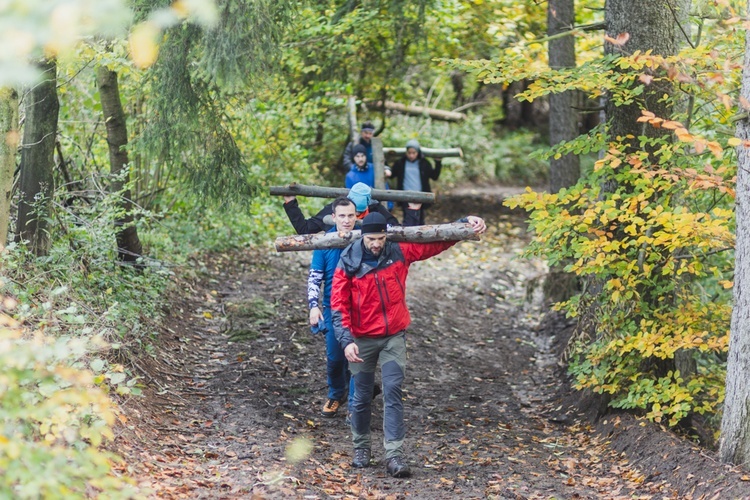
[275,222,478,252]
[383,146,463,159]
[269,183,435,203]
[368,100,467,122]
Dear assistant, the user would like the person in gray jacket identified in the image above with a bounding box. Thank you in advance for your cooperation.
[385,139,442,225]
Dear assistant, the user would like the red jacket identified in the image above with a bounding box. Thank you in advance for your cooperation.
[331,239,456,348]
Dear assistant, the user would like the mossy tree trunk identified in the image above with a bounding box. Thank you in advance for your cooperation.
[96,66,143,264]
[15,59,58,256]
[0,87,19,248]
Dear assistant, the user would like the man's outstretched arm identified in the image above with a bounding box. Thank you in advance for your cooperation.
[283,196,330,234]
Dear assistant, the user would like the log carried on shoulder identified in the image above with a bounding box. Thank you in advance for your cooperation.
[275,222,479,252]
[383,146,463,159]
[269,183,435,204]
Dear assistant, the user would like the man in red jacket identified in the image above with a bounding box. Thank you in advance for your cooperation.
[331,212,486,478]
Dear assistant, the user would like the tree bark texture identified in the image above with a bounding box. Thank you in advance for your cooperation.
[545,0,581,305]
[97,66,143,263]
[269,183,435,204]
[605,0,681,151]
[275,222,479,252]
[720,4,750,465]
[15,59,58,255]
[0,87,19,248]
[367,100,466,122]
[548,0,580,194]
[372,136,385,190]
[383,147,463,159]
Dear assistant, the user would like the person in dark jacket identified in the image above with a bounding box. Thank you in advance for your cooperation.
[385,139,442,225]
[343,122,375,172]
[331,212,486,478]
[345,144,375,189]
[283,182,420,234]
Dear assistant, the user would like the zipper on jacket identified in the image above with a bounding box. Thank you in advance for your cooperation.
[374,273,389,335]
[396,275,405,295]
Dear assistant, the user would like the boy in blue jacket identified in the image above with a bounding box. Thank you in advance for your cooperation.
[345,144,375,189]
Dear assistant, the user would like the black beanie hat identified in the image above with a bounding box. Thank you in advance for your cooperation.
[352,144,367,156]
[361,213,387,234]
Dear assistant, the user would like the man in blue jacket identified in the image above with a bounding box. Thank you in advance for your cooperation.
[308,197,359,418]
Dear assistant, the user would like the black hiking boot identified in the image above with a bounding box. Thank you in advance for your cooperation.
[386,456,411,478]
[351,448,371,468]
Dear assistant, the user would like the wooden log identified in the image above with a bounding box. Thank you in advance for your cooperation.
[383,146,463,159]
[371,136,385,190]
[269,183,435,204]
[275,222,479,252]
[368,100,467,122]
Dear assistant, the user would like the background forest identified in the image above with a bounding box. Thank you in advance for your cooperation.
[0,0,748,496]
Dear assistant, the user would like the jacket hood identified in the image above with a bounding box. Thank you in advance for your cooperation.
[405,139,424,159]
[340,239,395,278]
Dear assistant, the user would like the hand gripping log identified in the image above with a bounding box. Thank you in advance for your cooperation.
[269,183,435,204]
[274,222,479,252]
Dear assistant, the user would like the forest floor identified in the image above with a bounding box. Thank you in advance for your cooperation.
[115,185,750,499]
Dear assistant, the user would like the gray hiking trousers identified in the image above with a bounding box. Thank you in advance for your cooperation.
[348,331,407,459]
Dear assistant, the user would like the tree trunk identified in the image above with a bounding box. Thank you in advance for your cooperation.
[594,0,691,416]
[372,136,385,190]
[545,0,581,305]
[275,222,479,252]
[269,183,435,204]
[96,66,143,263]
[720,1,750,465]
[548,0,580,194]
[367,100,467,122]
[15,59,58,256]
[605,0,678,152]
[347,96,360,143]
[0,87,19,248]
[502,80,542,130]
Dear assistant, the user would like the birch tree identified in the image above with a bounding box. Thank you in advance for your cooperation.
[720,0,750,465]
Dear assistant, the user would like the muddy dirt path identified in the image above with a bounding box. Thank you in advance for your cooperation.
[118,188,750,499]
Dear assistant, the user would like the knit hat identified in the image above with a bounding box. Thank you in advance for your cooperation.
[347,182,372,212]
[361,121,375,132]
[352,144,367,157]
[361,212,387,234]
[405,139,421,152]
